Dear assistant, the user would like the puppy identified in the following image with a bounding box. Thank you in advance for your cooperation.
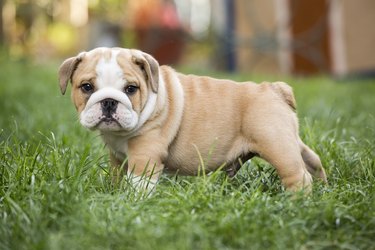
[58,47,327,192]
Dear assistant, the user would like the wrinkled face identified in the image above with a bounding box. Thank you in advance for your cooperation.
[59,48,159,133]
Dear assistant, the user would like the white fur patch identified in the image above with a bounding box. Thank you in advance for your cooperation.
[95,49,124,90]
[101,133,129,160]
[135,91,157,130]
[128,174,157,193]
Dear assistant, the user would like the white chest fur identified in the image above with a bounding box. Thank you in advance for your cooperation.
[101,133,129,160]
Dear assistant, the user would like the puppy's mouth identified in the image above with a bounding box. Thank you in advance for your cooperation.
[100,116,120,124]
[96,116,122,130]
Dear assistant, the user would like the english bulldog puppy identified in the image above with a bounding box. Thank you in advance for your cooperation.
[58,47,327,192]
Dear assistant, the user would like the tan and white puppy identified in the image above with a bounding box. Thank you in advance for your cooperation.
[59,47,327,192]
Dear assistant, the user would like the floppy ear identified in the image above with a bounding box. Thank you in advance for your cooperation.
[58,55,83,95]
[132,52,159,93]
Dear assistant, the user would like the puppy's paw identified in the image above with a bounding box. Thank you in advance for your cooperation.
[127,174,157,198]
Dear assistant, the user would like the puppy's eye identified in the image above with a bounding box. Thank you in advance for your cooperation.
[80,83,94,93]
[125,85,138,95]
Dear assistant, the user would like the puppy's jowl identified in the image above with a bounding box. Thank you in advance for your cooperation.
[59,47,327,192]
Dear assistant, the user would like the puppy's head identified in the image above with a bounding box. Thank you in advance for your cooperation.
[58,47,159,133]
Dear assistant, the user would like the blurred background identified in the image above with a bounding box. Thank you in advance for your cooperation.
[0,0,374,78]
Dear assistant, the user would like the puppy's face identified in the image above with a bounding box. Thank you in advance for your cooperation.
[58,48,159,133]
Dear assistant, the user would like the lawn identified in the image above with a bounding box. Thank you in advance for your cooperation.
[0,58,374,250]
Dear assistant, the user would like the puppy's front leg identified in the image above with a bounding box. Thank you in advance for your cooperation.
[127,155,164,192]
[126,136,166,193]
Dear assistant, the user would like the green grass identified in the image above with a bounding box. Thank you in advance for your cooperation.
[1,59,375,250]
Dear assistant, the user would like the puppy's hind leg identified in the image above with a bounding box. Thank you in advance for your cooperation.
[299,140,327,183]
[255,134,313,192]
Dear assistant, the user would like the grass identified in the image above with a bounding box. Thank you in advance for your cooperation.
[0,58,375,250]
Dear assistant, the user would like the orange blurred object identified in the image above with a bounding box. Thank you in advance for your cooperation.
[127,0,186,65]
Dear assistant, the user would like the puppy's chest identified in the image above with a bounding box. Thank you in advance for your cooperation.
[102,135,128,159]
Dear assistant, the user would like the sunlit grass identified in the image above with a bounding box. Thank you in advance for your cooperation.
[0,59,374,249]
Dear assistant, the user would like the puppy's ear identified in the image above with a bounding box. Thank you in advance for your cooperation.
[58,55,83,95]
[132,52,159,93]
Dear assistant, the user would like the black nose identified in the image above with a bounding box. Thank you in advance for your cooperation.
[101,98,118,117]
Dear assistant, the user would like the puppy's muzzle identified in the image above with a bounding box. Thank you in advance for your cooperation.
[101,98,118,118]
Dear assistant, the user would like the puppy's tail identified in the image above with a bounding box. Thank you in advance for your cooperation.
[271,82,297,111]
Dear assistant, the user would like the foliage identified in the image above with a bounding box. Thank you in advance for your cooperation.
[0,60,374,250]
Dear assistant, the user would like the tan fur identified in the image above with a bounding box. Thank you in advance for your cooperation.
[59,47,327,192]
